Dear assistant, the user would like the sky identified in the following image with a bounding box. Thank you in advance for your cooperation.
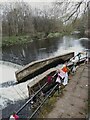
[0,0,54,3]
[0,0,88,3]
[0,0,89,8]
[0,0,88,8]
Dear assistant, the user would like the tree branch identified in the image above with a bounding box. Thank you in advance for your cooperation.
[65,1,83,22]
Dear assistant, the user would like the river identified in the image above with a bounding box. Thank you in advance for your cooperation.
[2,35,90,65]
[1,35,90,119]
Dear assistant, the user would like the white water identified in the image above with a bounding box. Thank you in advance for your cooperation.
[0,53,86,110]
[0,64,31,109]
[54,37,85,56]
[0,62,49,110]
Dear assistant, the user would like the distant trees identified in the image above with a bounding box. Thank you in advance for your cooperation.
[2,2,34,36]
[1,2,64,37]
[53,0,90,35]
[1,1,89,38]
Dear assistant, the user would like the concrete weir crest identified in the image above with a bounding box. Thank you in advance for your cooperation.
[15,52,74,83]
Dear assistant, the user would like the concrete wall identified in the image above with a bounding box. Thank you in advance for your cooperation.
[27,68,56,97]
[15,52,74,82]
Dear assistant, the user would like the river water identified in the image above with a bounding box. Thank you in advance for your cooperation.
[1,35,90,119]
[2,35,90,65]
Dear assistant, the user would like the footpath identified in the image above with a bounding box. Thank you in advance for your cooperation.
[46,63,89,118]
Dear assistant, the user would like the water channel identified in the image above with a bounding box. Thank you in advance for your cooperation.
[1,35,90,119]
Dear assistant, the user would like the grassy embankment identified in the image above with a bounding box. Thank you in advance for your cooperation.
[2,32,65,47]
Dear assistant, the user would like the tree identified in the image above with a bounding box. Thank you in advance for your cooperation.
[52,0,90,36]
[2,2,34,36]
[53,0,90,22]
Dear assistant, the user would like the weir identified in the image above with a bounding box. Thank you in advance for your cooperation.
[8,52,88,119]
[16,57,88,118]
[15,52,74,83]
[27,56,87,98]
[27,68,56,97]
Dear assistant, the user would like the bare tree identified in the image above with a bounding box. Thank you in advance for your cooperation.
[53,0,90,22]
[2,2,34,36]
[32,6,63,36]
[52,0,90,36]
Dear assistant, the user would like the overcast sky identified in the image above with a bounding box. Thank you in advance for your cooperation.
[0,0,54,3]
[0,0,87,3]
[0,0,89,10]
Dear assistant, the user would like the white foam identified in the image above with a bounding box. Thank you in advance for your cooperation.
[0,64,29,109]
[0,62,44,109]
[0,64,17,83]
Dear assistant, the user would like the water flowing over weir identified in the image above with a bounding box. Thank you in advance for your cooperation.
[0,52,73,119]
[0,61,21,107]
[0,61,33,119]
[0,53,88,119]
[1,36,90,119]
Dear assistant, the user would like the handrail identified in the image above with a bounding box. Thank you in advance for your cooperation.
[16,70,57,115]
[29,84,58,119]
[16,82,48,114]
[29,56,87,119]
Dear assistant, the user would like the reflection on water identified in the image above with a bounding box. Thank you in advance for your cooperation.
[2,36,90,65]
[2,35,89,65]
[80,38,90,49]
[2,37,61,65]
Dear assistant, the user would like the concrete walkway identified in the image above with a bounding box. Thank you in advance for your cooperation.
[46,63,89,118]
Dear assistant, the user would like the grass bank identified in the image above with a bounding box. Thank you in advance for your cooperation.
[2,32,64,47]
[2,35,32,47]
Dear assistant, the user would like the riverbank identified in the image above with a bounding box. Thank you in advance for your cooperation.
[2,32,64,47]
[39,63,89,118]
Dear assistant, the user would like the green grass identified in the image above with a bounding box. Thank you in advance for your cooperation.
[47,32,63,38]
[2,35,32,47]
[2,32,65,47]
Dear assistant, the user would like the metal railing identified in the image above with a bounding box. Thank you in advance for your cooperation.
[15,54,87,118]
[16,72,57,115]
[16,82,48,114]
[29,84,58,119]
